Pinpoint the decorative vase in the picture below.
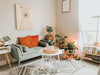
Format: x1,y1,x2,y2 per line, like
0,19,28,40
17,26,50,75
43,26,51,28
5,41,9,46
50,46,54,50
48,46,54,50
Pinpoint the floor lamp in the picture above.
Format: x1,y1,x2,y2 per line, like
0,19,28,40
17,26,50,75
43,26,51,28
92,16,100,46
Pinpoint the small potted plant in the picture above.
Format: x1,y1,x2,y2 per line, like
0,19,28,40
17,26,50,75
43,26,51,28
47,40,55,50
2,36,11,45
65,42,76,54
46,26,53,40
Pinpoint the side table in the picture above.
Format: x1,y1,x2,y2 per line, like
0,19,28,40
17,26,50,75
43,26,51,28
40,49,62,73
0,46,11,68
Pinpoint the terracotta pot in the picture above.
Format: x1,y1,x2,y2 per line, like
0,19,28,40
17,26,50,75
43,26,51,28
64,51,68,55
94,42,99,46
46,34,53,40
60,50,68,59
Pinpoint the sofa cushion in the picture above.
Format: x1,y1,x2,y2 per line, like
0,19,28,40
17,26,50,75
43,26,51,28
18,36,32,48
22,46,43,55
39,40,49,47
28,35,39,47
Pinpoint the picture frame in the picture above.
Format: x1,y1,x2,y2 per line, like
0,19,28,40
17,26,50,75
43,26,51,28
15,4,34,30
62,0,71,13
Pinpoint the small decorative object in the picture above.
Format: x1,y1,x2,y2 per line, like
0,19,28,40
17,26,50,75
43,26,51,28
75,55,81,60
2,36,11,45
46,26,53,40
62,0,71,13
15,4,33,29
94,42,99,46
97,51,100,55
55,35,67,49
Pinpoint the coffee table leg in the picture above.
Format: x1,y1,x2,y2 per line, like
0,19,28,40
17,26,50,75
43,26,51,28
40,55,44,70
50,56,52,63
58,54,62,72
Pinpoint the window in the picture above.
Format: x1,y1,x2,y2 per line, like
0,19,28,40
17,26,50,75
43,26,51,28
79,0,100,45
86,18,100,44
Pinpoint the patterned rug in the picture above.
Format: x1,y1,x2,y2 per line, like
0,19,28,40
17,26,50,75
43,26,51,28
9,59,84,75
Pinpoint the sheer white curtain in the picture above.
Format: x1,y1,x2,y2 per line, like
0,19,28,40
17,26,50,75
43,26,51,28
78,0,100,53
78,0,90,52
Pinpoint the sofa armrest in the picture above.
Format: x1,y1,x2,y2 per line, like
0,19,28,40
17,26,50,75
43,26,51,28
39,40,49,47
12,44,29,52
11,45,21,60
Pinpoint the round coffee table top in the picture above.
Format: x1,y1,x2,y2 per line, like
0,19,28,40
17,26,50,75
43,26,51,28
41,50,62,56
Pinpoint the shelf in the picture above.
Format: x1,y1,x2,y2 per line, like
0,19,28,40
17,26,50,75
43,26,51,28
85,52,93,55
83,57,100,63
93,54,100,56
84,52,100,56
83,45,100,63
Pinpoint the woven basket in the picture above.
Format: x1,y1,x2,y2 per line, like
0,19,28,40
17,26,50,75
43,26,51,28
43,47,59,54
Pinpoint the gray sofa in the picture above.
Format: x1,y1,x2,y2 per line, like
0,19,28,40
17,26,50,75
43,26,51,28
11,40,48,67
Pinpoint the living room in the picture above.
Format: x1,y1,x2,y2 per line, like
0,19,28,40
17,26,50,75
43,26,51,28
0,0,100,75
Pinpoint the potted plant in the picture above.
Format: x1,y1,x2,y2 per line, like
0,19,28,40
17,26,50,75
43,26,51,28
65,42,76,54
55,35,67,49
2,36,11,45
46,26,53,40
47,40,55,50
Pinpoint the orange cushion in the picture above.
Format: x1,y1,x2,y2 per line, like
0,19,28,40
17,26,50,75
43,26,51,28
18,36,32,48
28,35,39,47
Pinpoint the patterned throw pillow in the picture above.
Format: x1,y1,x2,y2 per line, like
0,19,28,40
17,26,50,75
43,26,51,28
28,35,39,47
18,36,32,48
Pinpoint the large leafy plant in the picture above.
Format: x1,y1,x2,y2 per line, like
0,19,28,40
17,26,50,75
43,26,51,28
55,35,67,49
46,26,53,35
65,42,76,50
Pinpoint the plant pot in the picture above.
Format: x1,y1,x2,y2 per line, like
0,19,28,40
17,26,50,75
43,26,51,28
67,50,73,54
48,46,54,50
94,42,99,46
46,34,53,40
5,41,9,46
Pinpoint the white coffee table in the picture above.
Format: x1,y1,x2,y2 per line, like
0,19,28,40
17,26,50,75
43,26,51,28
40,49,62,72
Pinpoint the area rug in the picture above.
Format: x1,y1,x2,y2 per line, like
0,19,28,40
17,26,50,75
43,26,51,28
9,59,84,75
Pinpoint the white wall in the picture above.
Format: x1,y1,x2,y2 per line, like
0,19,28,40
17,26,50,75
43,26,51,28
56,0,79,41
0,0,56,66
0,0,56,43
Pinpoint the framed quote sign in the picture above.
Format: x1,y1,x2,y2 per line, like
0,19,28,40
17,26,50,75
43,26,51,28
62,0,71,13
